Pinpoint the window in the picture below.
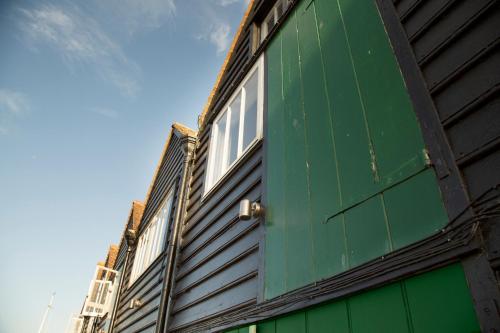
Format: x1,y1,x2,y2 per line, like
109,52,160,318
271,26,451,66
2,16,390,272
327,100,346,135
205,56,264,193
260,0,291,42
82,265,119,316
129,189,174,285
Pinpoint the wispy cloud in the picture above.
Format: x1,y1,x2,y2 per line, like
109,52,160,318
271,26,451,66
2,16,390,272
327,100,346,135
17,4,141,97
209,23,231,55
0,89,30,115
97,0,176,35
217,0,240,6
0,89,30,135
89,106,118,118
217,0,250,7
194,2,233,56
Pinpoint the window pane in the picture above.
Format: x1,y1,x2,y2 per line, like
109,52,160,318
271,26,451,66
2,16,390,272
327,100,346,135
276,1,283,19
211,111,227,185
157,194,172,253
228,93,242,166
242,71,258,150
265,15,274,34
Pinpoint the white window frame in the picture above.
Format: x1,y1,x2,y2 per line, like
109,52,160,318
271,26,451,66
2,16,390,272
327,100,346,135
204,55,265,196
260,0,292,42
82,265,120,317
129,188,174,285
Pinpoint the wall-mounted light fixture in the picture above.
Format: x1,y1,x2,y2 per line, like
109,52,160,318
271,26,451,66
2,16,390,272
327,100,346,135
129,298,143,309
239,199,264,220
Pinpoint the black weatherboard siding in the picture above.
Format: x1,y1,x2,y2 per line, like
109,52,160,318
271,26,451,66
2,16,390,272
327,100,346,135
167,133,263,331
166,2,267,331
376,0,500,330
377,0,500,270
113,130,194,333
386,0,500,203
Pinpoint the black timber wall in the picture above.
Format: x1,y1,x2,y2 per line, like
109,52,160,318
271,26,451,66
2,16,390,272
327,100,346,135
167,131,263,332
381,0,500,263
113,133,186,333
167,2,267,331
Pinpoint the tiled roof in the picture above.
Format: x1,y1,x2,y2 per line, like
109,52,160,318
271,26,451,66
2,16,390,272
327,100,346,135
104,244,119,268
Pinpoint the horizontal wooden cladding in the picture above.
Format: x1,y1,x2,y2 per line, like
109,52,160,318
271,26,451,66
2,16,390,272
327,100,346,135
169,278,258,331
114,262,163,332
394,0,500,202
183,142,262,238
114,133,188,333
169,137,263,330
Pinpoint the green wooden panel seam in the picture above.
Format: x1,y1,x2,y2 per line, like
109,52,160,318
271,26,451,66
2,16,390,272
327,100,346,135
401,281,416,333
311,1,344,207
294,5,319,282
335,0,380,183
325,166,430,224
380,192,395,252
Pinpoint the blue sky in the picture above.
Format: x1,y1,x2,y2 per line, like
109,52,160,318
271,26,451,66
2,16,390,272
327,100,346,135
0,0,247,332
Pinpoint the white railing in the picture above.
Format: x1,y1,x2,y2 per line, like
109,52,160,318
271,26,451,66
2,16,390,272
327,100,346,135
82,265,120,317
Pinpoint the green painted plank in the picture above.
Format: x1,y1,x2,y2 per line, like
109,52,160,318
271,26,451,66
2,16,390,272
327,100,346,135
306,300,349,333
277,312,306,333
238,327,250,333
344,195,391,268
349,283,410,333
265,31,287,299
337,0,426,181
282,11,314,291
315,0,378,208
296,0,346,281
257,321,276,333
404,263,481,333
383,169,448,249
313,214,348,279
235,265,480,333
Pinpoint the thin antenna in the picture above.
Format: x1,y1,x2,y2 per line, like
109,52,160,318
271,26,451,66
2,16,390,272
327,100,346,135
37,292,56,333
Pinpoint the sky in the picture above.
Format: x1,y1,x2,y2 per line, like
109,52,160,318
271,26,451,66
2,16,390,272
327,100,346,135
0,1,248,332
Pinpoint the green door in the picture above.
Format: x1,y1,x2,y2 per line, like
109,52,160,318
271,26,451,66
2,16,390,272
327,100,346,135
265,0,448,298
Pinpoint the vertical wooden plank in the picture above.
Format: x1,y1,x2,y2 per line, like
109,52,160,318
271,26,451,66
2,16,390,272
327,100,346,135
337,0,426,181
383,169,448,249
349,283,410,333
315,0,378,207
296,0,346,281
238,326,250,333
265,31,287,299
306,301,350,333
258,321,276,333
277,312,306,333
404,263,481,333
344,195,391,268
282,11,314,291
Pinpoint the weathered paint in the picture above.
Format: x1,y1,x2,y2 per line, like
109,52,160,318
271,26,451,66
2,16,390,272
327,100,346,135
265,0,448,298
229,263,481,332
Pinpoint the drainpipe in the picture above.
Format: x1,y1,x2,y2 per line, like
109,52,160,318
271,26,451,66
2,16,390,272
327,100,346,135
156,137,196,333
108,230,136,333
